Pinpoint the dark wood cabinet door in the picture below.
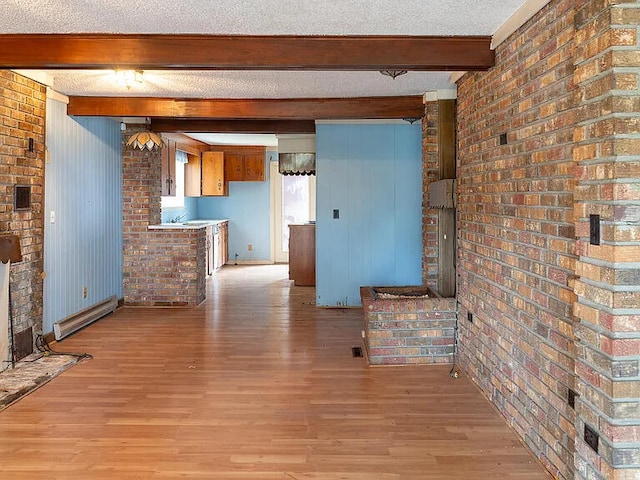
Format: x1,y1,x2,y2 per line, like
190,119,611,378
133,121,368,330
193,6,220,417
244,154,265,181
161,140,177,196
224,153,244,182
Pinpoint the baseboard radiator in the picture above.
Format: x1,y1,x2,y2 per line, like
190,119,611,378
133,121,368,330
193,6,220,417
53,295,118,340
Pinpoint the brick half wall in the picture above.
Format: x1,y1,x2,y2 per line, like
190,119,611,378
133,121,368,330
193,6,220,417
122,127,205,306
361,286,456,365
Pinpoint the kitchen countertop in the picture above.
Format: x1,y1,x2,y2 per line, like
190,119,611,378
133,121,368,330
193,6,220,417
148,219,228,230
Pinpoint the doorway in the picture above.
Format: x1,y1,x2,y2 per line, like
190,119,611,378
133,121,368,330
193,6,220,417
270,161,316,263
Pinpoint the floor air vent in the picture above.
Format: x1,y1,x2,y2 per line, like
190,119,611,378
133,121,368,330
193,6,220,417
352,347,363,358
53,295,118,340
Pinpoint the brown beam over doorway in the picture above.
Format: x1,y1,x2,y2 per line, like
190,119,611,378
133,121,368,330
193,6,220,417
151,119,316,134
68,96,425,120
0,34,494,70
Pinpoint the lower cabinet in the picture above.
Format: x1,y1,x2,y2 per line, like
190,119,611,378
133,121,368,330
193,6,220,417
205,221,229,275
218,221,228,267
205,226,214,275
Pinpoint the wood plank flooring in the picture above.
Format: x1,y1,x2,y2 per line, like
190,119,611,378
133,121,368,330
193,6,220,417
0,265,550,479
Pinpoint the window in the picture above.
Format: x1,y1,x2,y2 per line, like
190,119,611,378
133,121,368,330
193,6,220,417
281,174,316,252
161,150,188,208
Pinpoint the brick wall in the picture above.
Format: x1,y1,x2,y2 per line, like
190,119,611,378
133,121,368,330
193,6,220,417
0,71,45,363
422,103,439,288
122,127,205,306
361,286,456,365
455,1,578,478
573,1,640,478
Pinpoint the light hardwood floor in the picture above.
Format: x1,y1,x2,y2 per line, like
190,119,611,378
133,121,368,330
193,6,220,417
0,265,550,479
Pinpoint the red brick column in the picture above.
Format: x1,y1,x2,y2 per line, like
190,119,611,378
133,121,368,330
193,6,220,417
0,71,45,359
422,101,439,287
572,1,640,478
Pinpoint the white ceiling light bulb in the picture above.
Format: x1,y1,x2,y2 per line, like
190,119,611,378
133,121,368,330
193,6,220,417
115,70,144,89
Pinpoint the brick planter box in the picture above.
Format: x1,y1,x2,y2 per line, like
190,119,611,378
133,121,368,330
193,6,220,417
360,286,457,365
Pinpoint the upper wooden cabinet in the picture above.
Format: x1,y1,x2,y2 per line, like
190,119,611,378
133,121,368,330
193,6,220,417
244,153,266,181
161,139,177,196
214,145,266,182
202,151,228,196
224,153,245,182
156,133,211,197
184,152,202,197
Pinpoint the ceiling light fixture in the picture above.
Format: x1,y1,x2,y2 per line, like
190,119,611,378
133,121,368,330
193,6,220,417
126,131,164,151
380,70,408,80
115,69,144,89
126,118,164,151
403,117,421,124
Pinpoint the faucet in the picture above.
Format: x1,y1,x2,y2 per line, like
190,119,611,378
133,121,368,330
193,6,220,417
170,213,187,223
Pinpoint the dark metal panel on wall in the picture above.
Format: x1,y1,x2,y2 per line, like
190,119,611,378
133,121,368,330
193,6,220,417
438,99,456,298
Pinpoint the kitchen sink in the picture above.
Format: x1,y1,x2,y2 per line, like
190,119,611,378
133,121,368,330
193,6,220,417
182,220,211,225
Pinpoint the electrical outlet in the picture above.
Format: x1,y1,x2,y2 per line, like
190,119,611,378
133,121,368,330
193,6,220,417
50,210,55,224
248,244,253,252
584,424,599,453
82,286,87,298
333,209,340,219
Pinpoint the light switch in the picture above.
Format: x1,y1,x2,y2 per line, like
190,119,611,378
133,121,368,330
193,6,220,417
50,211,55,224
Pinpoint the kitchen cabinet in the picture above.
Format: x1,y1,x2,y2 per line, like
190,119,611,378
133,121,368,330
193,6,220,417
161,139,177,196
227,152,265,181
224,153,244,182
218,221,228,267
205,225,214,275
184,152,201,197
289,223,315,286
201,151,227,196
244,153,265,181
216,146,266,182
203,221,229,274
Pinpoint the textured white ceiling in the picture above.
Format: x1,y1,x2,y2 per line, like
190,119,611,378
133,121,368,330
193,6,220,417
7,0,528,99
188,133,278,147
45,70,455,98
5,0,525,35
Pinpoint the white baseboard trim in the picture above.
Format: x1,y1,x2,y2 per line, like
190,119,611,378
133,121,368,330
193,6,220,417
227,260,274,266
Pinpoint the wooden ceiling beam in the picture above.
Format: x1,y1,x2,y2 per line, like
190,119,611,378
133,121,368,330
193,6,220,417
68,96,425,120
0,34,494,70
151,119,316,134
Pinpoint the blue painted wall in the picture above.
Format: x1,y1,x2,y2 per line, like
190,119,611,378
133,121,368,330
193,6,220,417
315,123,422,307
197,150,273,261
161,197,199,224
43,98,123,334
